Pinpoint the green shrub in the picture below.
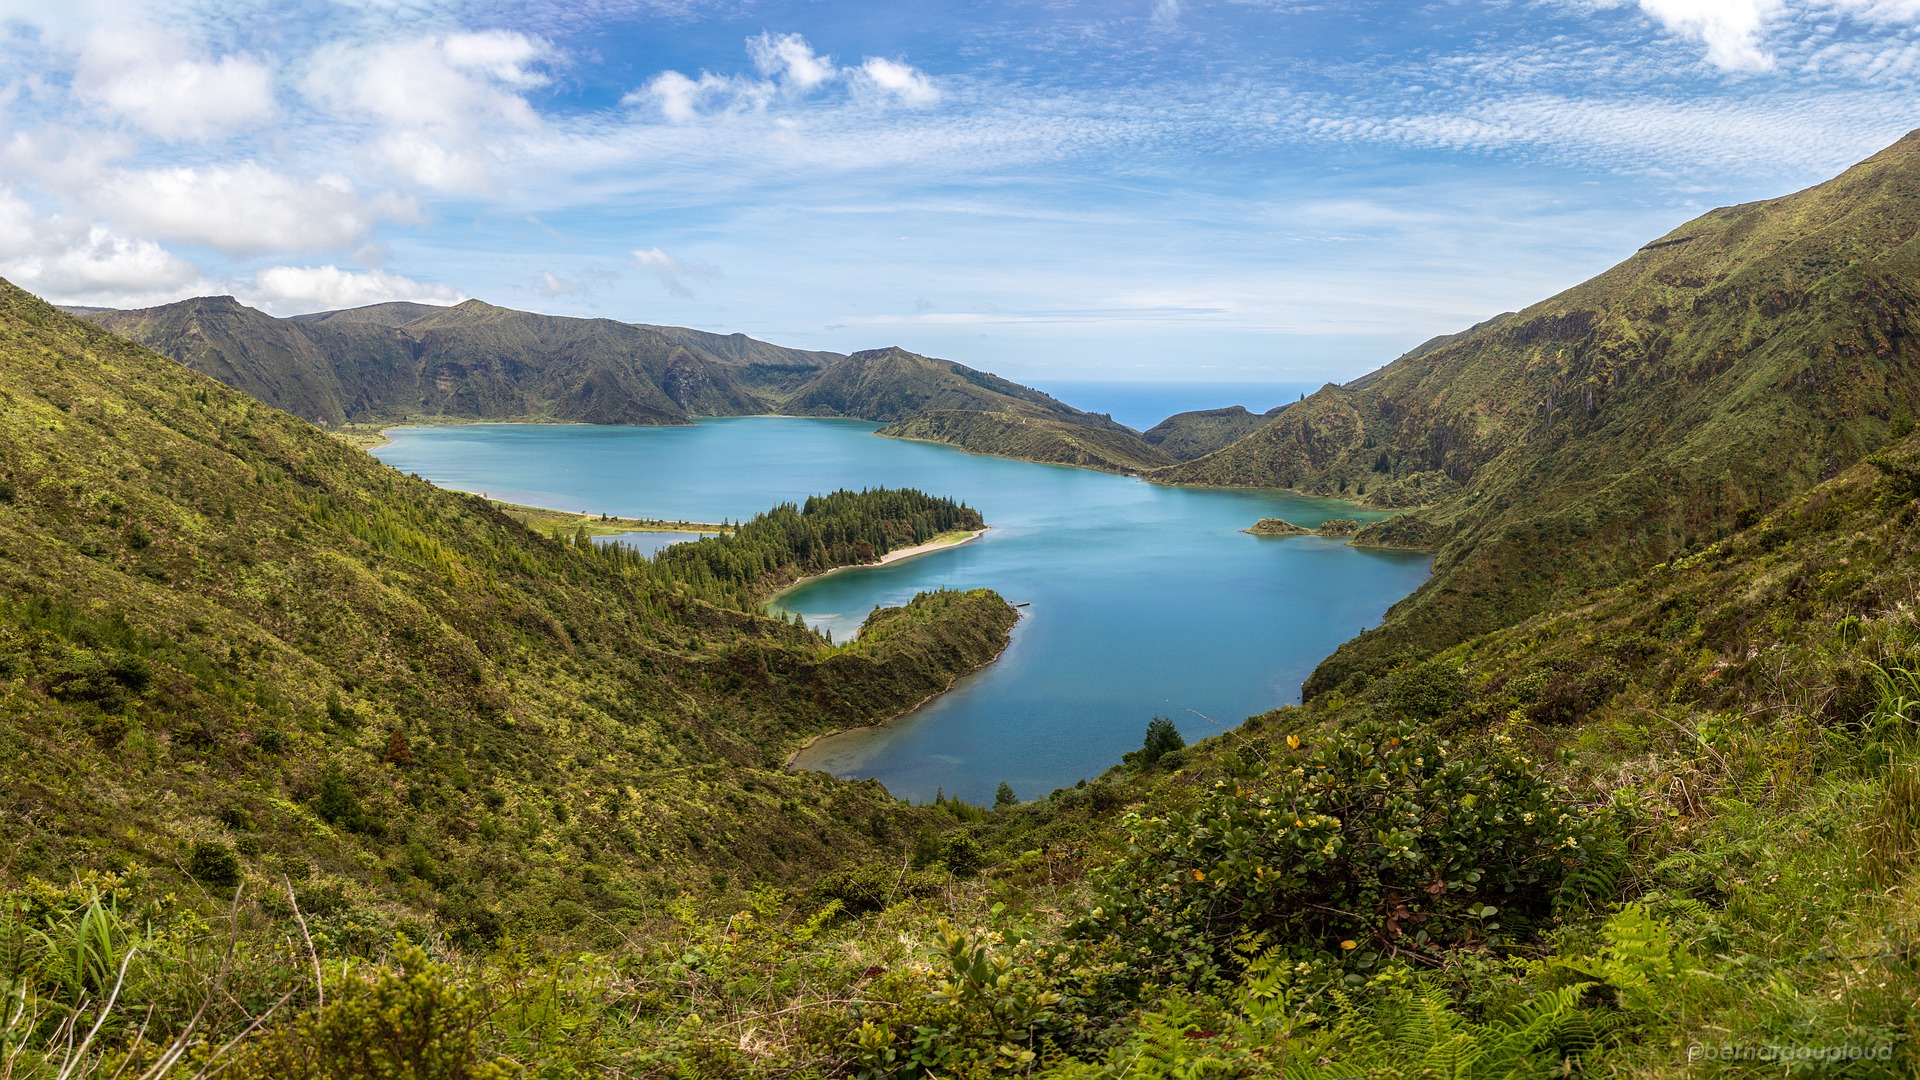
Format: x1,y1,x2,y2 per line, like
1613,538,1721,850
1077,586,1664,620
316,765,365,831
942,834,984,876
188,840,241,888
1382,657,1467,720
1079,721,1592,987
222,938,514,1079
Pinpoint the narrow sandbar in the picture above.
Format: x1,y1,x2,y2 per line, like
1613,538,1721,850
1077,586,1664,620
770,527,987,605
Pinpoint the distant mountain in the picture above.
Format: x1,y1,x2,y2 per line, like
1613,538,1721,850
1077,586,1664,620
1141,404,1282,461
1161,129,1920,694
880,409,1177,472
79,297,1169,469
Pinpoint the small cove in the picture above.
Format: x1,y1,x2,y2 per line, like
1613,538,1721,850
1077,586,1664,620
374,418,1431,804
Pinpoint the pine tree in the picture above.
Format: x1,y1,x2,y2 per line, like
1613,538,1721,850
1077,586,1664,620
1141,716,1185,766
994,781,1017,808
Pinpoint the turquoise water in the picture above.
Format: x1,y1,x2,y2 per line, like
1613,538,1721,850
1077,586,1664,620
591,530,711,556
373,418,1429,804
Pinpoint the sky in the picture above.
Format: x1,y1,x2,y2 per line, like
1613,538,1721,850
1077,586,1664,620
0,1,1916,383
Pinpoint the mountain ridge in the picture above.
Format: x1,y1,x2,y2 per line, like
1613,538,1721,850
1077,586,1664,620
1158,127,1920,694
79,297,1174,469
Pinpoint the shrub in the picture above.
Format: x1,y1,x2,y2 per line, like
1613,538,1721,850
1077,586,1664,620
316,766,364,831
1382,657,1467,720
942,834,984,876
188,840,241,888
1079,721,1593,987
221,938,514,1079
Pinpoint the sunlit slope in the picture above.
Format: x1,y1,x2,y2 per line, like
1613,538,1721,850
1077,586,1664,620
0,282,1015,930
879,408,1177,472
1141,403,1281,461
1162,129,1920,693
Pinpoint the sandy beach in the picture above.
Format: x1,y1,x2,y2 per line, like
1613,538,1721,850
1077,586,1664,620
767,527,988,609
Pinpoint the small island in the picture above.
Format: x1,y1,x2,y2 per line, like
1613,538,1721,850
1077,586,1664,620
1245,517,1312,536
1244,516,1364,538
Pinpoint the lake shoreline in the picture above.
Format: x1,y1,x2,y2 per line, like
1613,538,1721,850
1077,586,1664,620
494,500,728,537
373,419,1434,803
768,527,988,607
784,606,1020,775
354,418,1435,539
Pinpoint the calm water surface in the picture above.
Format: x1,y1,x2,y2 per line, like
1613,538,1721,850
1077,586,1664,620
374,418,1429,804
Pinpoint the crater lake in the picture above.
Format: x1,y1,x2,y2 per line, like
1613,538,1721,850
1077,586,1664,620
373,418,1430,804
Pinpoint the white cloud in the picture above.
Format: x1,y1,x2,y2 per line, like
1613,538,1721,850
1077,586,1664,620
0,188,207,306
627,34,937,121
632,70,757,123
71,26,277,140
857,58,940,106
247,265,464,314
0,205,208,305
93,163,418,254
1636,0,1784,71
631,246,712,299
1825,0,1920,21
748,32,836,91
1152,0,1184,28
302,30,555,190
537,271,582,296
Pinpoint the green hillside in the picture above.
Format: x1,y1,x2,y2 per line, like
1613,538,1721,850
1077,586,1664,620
1140,403,1280,460
1161,130,1920,694
879,408,1177,472
79,302,1161,469
15,133,1920,1080
0,281,1018,942
13,389,1917,1076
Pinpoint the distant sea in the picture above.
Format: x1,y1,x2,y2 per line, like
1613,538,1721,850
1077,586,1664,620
1025,380,1331,432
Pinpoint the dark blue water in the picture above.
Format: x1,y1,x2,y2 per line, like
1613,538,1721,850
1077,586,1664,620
373,419,1429,804
1026,380,1324,431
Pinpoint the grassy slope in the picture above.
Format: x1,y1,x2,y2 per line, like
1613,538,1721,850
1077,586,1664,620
1140,404,1280,461
15,210,1920,1074
0,281,1018,938
82,304,1169,473
19,429,1915,1078
1161,130,1920,695
878,408,1177,473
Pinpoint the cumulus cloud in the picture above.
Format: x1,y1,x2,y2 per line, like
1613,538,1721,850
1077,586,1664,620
633,70,756,123
93,163,418,255
631,247,712,299
748,32,836,90
0,193,207,305
858,58,940,105
1636,0,1784,71
71,27,277,140
247,265,464,314
628,33,938,120
302,30,555,190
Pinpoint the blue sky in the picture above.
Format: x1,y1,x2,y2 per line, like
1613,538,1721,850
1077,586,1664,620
0,0,1916,382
